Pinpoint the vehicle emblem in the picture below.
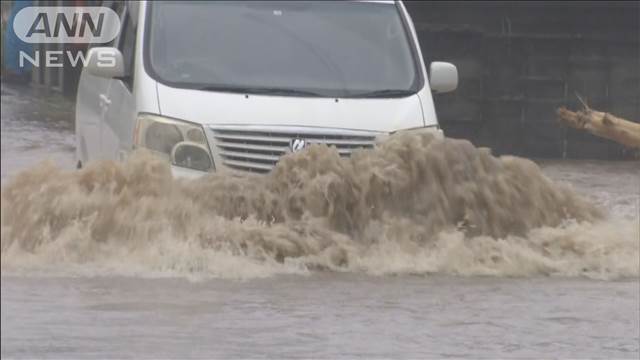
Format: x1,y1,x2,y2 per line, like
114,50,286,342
289,138,308,153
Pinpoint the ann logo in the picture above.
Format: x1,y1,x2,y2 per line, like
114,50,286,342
26,12,104,38
14,7,120,44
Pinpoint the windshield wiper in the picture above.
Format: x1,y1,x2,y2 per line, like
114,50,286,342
344,89,415,98
196,85,323,97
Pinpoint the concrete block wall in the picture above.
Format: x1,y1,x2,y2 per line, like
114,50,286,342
405,1,640,159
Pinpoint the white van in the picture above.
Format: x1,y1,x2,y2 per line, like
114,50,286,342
76,0,457,177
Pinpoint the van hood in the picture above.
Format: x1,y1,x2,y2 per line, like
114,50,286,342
156,83,427,132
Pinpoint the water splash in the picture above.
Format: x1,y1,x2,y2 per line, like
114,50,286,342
1,132,637,279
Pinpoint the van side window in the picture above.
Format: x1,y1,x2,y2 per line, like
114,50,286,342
119,7,137,90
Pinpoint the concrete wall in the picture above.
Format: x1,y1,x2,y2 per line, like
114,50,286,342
405,1,639,159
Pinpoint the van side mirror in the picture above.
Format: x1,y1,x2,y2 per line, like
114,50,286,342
85,47,125,79
429,62,458,93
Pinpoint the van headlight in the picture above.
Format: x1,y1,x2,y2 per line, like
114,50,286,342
390,125,443,138
134,114,214,172
376,125,443,145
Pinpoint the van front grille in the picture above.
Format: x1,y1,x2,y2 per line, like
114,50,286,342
209,126,378,173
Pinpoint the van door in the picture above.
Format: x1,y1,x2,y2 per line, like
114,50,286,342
101,2,138,161
75,1,125,163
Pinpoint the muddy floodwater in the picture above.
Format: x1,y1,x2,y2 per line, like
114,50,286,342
1,83,639,359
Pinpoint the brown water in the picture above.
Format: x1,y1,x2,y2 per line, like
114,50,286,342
3,132,637,280
1,83,639,358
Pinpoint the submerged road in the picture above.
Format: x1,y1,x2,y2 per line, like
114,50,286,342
1,83,639,359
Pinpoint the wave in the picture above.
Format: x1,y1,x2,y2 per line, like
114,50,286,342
2,132,637,279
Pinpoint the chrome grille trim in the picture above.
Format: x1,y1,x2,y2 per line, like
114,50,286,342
217,150,281,162
209,125,379,173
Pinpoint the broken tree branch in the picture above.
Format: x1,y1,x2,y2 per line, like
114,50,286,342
556,107,640,149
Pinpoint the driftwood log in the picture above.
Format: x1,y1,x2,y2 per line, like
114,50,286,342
557,107,640,149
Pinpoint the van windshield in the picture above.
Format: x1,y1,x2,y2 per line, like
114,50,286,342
146,1,421,98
